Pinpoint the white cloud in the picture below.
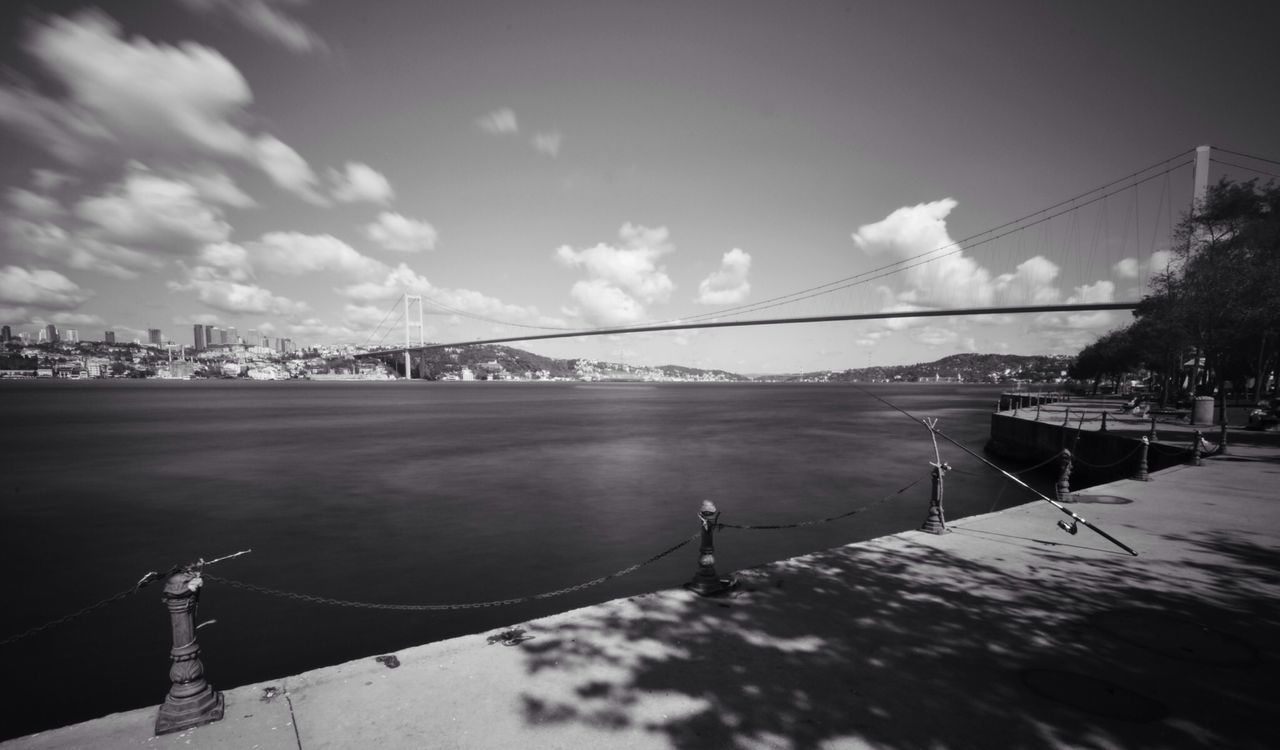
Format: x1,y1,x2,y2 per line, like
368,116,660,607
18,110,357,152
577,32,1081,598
46,311,106,327
0,11,324,201
178,167,257,208
531,131,562,157
991,256,1061,305
696,248,751,305
337,263,550,329
3,217,160,279
1113,258,1140,279
177,0,327,54
555,223,676,325
251,232,388,279
250,135,326,204
168,275,307,316
364,211,438,253
6,188,64,218
196,242,253,281
329,162,395,204
0,266,92,309
75,164,232,250
911,326,960,348
32,168,75,193
854,199,1061,310
476,108,518,135
287,317,353,340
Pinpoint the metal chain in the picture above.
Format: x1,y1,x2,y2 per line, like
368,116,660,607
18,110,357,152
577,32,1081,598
1072,444,1143,469
718,474,927,530
1,571,163,646
1008,452,1064,476
206,533,700,612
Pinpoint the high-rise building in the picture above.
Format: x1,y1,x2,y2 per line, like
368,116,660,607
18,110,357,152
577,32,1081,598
203,325,214,349
228,327,238,345
65,329,79,343
148,328,162,346
218,328,228,345
1,325,10,342
104,330,116,344
193,324,206,351
45,323,58,343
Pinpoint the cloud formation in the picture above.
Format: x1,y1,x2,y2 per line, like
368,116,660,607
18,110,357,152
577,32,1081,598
364,212,438,253
0,11,325,202
329,162,395,204
0,265,92,309
177,0,328,54
696,248,752,305
854,199,1064,309
476,108,519,135
531,131,562,157
556,224,676,326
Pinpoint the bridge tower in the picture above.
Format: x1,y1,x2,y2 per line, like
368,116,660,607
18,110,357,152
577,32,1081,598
1193,144,1211,208
403,293,424,379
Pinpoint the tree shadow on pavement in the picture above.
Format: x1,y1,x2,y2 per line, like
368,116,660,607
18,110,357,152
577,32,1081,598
512,532,1278,750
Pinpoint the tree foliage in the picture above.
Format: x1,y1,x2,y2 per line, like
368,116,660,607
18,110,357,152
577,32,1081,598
1073,178,1280,401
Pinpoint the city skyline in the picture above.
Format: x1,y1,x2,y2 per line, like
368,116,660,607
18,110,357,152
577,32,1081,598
1,1,1278,372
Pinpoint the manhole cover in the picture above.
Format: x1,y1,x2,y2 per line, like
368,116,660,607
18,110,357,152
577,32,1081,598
1020,668,1167,722
1089,609,1258,667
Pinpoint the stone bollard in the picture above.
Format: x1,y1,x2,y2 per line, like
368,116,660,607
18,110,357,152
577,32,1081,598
1101,412,1108,432
156,568,224,735
1217,422,1228,456
1133,436,1150,481
1148,414,1158,441
1190,430,1204,467
920,463,950,534
684,500,737,597
1056,449,1073,503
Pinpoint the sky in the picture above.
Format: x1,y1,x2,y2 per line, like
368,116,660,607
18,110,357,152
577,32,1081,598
0,0,1277,373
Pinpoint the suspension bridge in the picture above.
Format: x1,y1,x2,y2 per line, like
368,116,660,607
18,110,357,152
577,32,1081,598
350,144,1275,375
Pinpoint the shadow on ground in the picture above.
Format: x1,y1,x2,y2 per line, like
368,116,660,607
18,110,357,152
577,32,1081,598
510,527,1278,749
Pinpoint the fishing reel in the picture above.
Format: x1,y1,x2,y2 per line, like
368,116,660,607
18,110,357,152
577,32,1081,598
1057,519,1079,535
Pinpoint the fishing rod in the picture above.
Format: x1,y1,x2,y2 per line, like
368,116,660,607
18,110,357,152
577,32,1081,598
853,385,1138,556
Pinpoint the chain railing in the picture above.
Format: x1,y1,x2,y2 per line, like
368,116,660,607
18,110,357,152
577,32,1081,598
0,571,165,646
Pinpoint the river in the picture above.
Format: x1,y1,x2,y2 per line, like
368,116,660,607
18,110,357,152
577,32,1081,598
0,380,1047,739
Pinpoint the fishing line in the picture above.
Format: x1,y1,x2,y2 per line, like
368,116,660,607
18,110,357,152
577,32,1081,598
849,385,1138,556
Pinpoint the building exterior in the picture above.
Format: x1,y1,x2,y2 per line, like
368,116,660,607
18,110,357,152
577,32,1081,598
203,325,214,349
147,328,162,346
218,328,228,345
104,330,116,344
193,324,206,351
228,327,238,345
45,324,58,343
1,325,10,342
65,329,79,343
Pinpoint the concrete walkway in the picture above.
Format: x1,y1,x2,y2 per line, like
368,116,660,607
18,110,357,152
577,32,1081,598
7,448,1278,749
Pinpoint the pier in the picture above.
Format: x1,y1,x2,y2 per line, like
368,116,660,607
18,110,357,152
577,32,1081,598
6,429,1277,749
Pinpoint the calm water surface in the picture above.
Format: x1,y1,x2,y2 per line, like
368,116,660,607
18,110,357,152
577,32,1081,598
0,380,1045,738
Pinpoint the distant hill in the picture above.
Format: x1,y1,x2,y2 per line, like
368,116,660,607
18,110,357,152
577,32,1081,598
390,345,1067,384
413,344,747,381
763,353,1073,384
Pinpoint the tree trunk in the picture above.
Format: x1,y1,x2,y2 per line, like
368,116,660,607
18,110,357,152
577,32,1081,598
1256,334,1269,402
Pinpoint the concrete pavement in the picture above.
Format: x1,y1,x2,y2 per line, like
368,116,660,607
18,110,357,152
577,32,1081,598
6,447,1278,749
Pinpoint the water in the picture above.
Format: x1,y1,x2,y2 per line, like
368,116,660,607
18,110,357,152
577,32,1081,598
0,380,1045,739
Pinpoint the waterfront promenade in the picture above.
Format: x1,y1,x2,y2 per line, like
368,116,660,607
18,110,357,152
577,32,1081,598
6,438,1278,749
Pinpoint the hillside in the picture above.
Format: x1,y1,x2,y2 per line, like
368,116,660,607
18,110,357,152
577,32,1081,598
765,353,1073,384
